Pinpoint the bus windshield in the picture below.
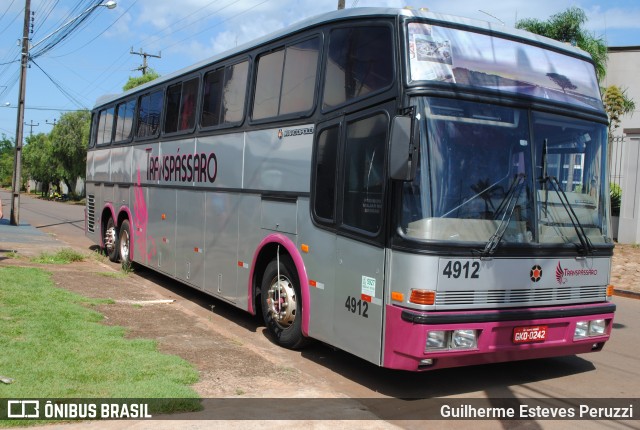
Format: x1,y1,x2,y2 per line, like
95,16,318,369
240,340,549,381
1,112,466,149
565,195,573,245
400,97,610,249
407,22,602,112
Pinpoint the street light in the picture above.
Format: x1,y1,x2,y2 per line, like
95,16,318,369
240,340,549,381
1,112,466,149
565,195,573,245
10,1,117,226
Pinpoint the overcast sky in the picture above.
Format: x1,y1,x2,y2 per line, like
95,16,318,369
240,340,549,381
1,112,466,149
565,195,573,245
0,0,638,139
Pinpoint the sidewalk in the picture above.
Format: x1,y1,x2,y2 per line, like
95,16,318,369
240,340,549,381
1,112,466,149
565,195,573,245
0,218,70,256
1,218,638,297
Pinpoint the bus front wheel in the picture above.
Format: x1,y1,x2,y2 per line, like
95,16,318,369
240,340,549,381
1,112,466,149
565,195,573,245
104,218,120,262
260,255,307,349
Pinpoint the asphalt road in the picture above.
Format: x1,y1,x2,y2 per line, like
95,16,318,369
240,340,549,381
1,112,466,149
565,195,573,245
3,190,639,428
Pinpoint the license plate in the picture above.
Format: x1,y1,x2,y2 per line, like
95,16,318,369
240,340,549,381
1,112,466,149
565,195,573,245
513,325,548,344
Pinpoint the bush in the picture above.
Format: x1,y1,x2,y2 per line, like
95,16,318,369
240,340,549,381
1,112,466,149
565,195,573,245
611,183,622,216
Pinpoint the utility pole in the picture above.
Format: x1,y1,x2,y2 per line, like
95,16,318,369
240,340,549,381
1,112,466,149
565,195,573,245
46,118,57,126
24,120,39,137
11,0,31,226
130,47,161,75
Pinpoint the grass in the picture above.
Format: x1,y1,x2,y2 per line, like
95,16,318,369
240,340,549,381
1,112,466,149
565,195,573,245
96,271,128,279
0,266,200,425
31,248,85,264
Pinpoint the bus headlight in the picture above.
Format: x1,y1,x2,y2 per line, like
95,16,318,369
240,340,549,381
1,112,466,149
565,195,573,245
426,331,448,350
588,319,605,336
426,329,478,352
574,321,589,338
451,330,477,349
574,319,607,339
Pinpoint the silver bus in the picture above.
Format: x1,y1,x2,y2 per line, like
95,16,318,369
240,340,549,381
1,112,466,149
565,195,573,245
86,7,615,371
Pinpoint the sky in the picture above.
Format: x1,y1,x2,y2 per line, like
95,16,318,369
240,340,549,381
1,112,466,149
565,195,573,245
0,0,638,140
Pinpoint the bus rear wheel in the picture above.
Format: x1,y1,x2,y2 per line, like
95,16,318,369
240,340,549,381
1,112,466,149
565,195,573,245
260,255,307,349
104,217,120,262
118,219,131,265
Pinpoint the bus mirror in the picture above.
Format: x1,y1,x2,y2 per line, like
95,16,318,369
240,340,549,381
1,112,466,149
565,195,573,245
389,114,418,181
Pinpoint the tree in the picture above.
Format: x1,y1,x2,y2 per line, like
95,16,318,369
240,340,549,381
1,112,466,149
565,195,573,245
49,110,91,197
603,85,636,136
23,132,57,196
516,7,608,83
123,68,160,91
0,134,14,188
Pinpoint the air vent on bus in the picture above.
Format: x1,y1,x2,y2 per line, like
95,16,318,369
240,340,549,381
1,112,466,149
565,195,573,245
87,194,96,233
436,285,606,307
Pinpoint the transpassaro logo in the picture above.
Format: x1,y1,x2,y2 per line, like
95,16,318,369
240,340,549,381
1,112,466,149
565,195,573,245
530,265,543,282
556,262,565,284
555,261,598,285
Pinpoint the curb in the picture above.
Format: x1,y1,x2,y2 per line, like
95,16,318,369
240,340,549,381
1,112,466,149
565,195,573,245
613,289,640,300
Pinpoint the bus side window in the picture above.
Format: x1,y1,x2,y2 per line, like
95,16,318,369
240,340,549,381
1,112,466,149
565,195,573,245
201,60,249,128
313,125,340,222
342,113,388,234
323,26,393,110
164,77,199,134
96,107,115,146
114,99,136,143
252,37,320,121
137,90,163,138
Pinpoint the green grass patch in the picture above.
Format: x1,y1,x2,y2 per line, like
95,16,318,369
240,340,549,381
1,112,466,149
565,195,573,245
31,248,85,264
0,266,200,425
96,271,128,279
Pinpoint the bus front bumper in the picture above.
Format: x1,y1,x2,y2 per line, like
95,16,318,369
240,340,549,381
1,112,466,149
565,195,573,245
383,302,615,371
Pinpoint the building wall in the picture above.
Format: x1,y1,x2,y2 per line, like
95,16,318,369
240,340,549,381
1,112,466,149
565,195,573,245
605,47,640,243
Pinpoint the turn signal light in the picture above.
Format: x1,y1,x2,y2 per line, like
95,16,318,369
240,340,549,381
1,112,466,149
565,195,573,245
607,285,614,297
410,289,435,305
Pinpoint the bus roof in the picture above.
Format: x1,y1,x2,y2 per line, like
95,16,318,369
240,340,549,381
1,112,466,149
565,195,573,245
94,7,593,108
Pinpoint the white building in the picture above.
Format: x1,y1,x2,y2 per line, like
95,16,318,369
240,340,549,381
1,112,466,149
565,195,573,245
604,46,640,243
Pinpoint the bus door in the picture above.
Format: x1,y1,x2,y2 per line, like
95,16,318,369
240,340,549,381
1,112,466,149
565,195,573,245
332,109,390,366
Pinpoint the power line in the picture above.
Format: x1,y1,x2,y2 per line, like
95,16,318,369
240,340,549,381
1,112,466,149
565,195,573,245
31,59,87,109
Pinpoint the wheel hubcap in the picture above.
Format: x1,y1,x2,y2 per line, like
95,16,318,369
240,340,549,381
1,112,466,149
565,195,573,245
104,226,116,253
266,275,297,329
120,231,129,262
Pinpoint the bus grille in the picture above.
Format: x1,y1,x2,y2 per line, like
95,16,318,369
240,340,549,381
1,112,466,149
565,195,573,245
87,195,95,233
436,285,607,307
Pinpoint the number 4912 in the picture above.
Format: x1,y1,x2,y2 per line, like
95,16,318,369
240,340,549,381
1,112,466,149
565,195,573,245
442,260,480,279
345,296,368,318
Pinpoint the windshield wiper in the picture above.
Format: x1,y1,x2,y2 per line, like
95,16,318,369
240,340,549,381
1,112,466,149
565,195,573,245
482,173,526,256
540,175,594,255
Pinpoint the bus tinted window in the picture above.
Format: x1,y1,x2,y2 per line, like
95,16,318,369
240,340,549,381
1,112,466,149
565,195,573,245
164,77,199,133
136,90,163,138
201,60,249,127
253,49,285,120
280,38,320,115
114,99,136,143
323,26,393,109
253,37,320,120
314,125,339,221
342,113,387,233
97,107,115,145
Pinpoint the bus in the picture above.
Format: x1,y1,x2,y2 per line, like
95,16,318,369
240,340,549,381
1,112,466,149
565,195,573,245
86,7,616,371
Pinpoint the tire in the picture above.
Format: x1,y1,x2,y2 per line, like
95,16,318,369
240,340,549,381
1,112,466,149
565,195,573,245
104,217,120,262
260,255,307,349
118,219,131,265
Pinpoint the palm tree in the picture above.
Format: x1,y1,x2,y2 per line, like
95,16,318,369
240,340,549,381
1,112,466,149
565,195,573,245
516,7,607,82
